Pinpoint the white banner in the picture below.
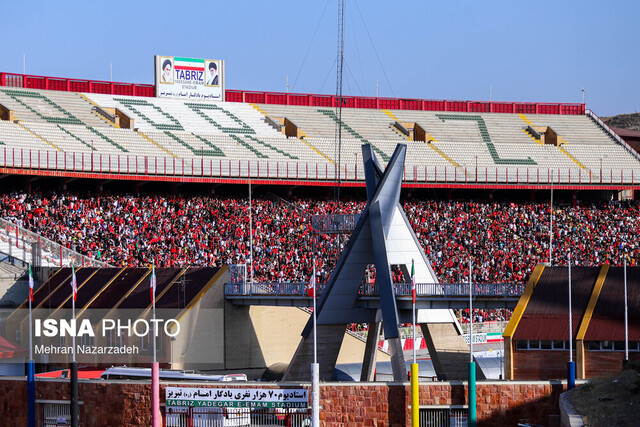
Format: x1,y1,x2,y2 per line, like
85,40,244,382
155,56,225,100
463,333,487,344
166,387,308,408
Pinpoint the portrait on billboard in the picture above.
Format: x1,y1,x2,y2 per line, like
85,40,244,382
159,57,174,84
205,60,219,86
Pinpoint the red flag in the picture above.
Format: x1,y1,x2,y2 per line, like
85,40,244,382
307,273,316,298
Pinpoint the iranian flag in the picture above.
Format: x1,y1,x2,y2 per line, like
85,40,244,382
411,259,416,304
28,265,34,302
174,57,205,72
70,265,77,302
307,273,315,298
150,265,157,303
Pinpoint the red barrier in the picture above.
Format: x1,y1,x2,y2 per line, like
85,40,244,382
0,71,585,115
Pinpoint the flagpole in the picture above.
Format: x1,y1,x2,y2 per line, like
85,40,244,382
410,259,419,427
70,265,78,427
28,265,35,427
567,253,575,390
151,265,160,427
29,267,32,361
249,179,253,285
153,266,157,364
624,258,628,361
469,259,473,362
468,258,476,427
313,262,317,365
72,271,76,364
412,259,416,364
311,236,319,427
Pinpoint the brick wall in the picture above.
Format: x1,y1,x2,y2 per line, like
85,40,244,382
0,378,566,426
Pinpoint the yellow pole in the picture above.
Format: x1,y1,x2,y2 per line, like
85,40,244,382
411,363,419,426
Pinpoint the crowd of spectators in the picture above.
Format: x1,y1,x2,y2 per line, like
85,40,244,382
458,308,511,324
2,191,639,292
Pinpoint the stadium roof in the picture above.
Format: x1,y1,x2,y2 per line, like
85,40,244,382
513,267,599,341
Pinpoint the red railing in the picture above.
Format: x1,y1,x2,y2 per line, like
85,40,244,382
0,72,155,97
0,71,585,115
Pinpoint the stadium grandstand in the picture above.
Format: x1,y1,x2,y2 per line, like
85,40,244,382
0,71,639,380
0,64,637,426
0,72,638,188
1,71,640,333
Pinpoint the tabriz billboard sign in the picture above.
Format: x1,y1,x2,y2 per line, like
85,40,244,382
155,55,225,101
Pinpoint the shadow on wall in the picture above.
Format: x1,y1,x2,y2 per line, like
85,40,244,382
477,381,564,427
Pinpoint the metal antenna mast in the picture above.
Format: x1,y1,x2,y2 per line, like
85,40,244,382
334,0,345,203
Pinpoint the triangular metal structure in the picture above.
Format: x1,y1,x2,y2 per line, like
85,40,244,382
284,143,440,381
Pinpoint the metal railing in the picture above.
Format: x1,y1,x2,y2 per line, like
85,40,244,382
361,282,525,298
1,147,640,185
225,282,524,298
0,218,110,268
225,282,327,297
587,109,640,162
459,321,510,334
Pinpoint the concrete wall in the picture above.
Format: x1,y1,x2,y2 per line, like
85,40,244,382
170,269,227,371
224,302,389,371
0,378,568,426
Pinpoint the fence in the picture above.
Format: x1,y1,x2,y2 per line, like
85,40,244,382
419,407,468,426
42,402,72,427
225,282,524,298
0,218,109,268
225,282,327,297
1,147,639,186
360,282,525,298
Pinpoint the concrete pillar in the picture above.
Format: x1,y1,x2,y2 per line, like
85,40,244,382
283,324,346,381
361,321,382,381
388,337,408,382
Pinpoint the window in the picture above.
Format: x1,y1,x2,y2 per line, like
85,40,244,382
587,341,600,350
587,341,640,351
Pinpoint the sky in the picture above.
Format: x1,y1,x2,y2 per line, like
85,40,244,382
2,0,639,116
